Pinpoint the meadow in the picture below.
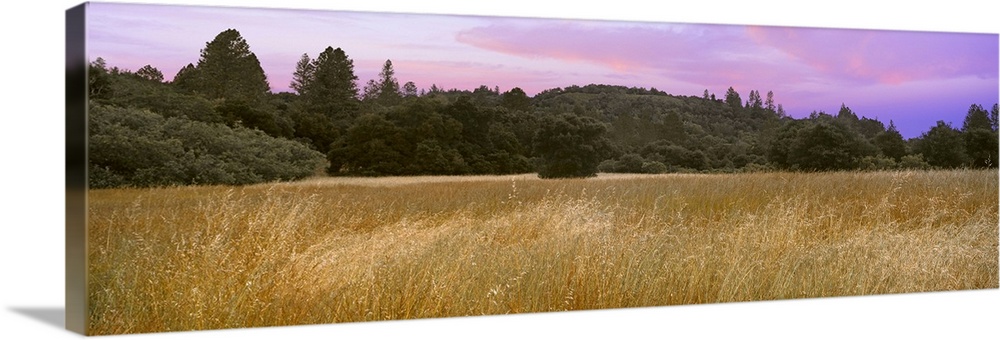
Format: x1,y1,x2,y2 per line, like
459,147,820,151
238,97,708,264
87,170,998,334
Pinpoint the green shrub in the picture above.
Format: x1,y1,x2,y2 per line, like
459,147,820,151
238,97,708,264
89,104,326,188
859,155,898,171
641,161,668,174
898,154,931,170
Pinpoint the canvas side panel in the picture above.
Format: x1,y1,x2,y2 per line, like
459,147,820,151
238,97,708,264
65,2,88,336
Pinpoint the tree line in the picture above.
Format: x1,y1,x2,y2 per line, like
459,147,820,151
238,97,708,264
88,28,999,188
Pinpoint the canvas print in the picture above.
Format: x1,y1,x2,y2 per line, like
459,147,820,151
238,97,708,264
67,1,999,335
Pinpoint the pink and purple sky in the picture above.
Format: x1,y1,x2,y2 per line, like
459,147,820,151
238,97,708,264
85,2,998,138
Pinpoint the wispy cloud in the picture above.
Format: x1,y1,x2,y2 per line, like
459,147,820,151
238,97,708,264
455,22,800,91
455,21,997,94
747,26,998,85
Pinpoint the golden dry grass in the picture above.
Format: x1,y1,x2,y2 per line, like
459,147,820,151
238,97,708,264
87,170,999,335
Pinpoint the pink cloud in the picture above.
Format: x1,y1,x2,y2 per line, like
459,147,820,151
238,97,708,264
454,22,819,95
746,25,998,86
456,22,997,98
456,22,668,72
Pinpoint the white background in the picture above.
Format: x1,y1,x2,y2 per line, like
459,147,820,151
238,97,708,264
1,0,997,339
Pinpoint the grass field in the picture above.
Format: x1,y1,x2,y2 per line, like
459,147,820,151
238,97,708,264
86,170,999,334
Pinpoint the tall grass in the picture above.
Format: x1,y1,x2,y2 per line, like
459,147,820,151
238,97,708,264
87,170,999,334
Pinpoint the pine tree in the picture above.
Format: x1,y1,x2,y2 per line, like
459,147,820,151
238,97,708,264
836,103,858,122
961,104,999,168
962,104,991,132
289,47,360,146
306,47,360,118
290,53,314,95
192,29,270,102
746,90,762,110
724,87,742,112
376,59,401,104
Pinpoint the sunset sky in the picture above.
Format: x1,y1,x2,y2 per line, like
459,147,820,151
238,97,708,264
85,2,998,138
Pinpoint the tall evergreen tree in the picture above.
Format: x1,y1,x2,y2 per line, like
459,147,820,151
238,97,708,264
746,90,763,110
305,47,360,119
286,47,360,155
371,59,401,105
290,53,314,95
961,104,999,168
724,87,742,112
836,103,858,122
962,104,991,132
192,29,270,102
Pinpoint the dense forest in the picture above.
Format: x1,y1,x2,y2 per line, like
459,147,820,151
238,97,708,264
87,29,999,188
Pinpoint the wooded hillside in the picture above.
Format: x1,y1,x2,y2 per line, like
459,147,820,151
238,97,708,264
87,29,999,188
